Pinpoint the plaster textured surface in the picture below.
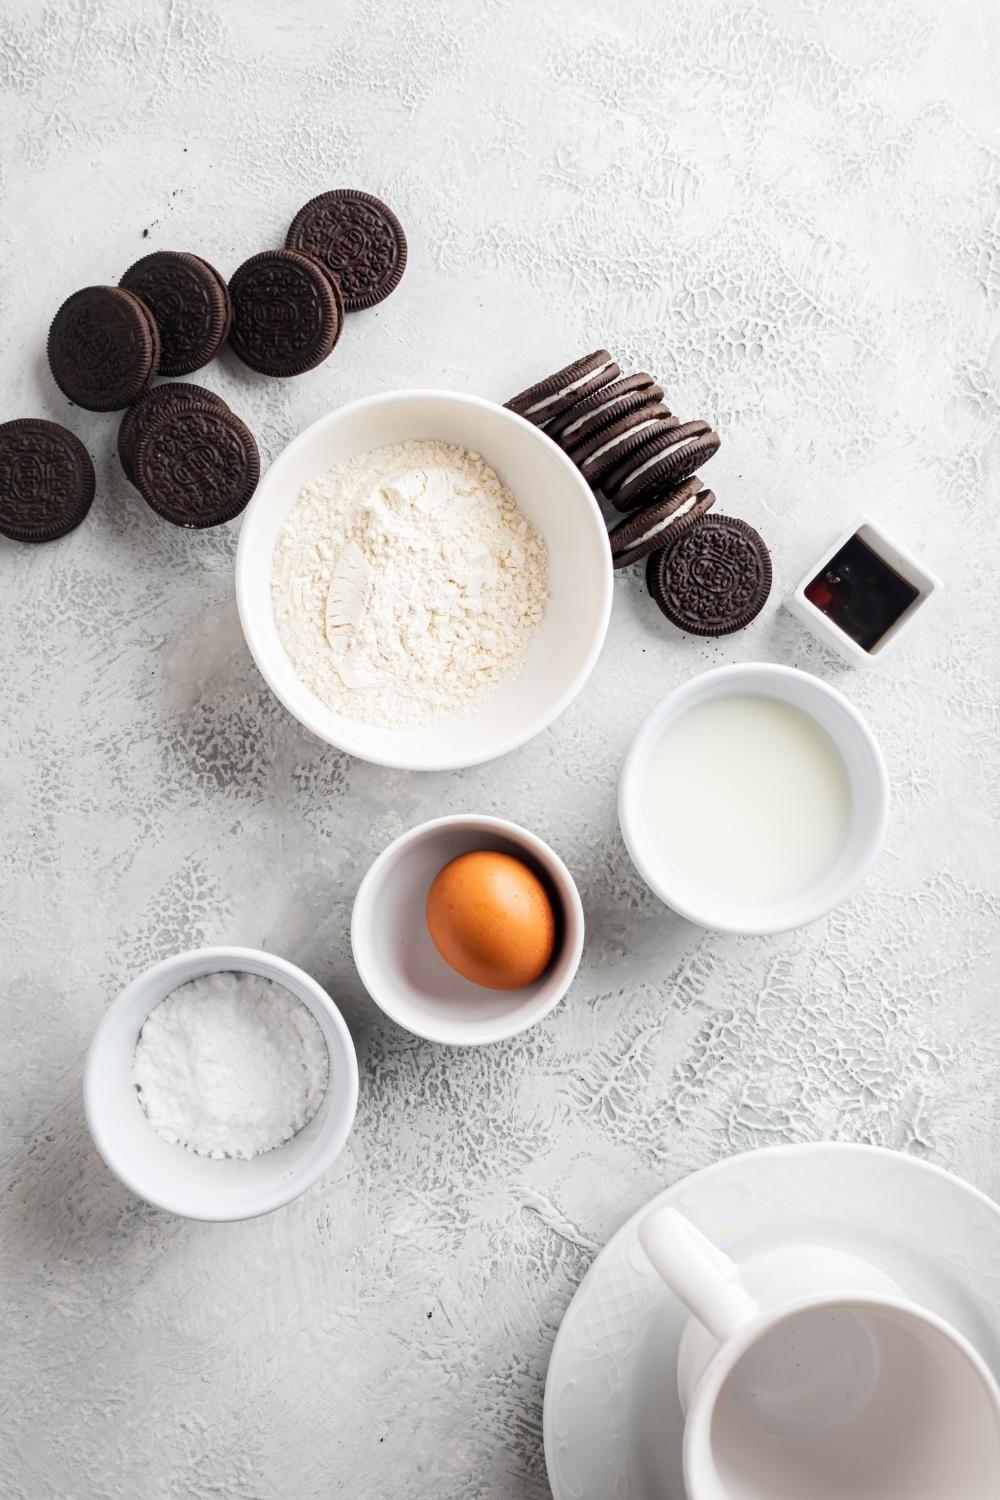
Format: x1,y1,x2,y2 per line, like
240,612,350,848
1,2,998,1496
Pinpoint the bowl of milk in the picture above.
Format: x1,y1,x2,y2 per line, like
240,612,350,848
619,664,889,934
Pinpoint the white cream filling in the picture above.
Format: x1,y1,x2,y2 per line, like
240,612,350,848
560,387,632,438
619,426,703,490
524,359,616,416
630,493,698,547
582,418,661,468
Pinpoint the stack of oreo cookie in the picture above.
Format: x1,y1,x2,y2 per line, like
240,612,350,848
1,189,408,543
506,351,771,637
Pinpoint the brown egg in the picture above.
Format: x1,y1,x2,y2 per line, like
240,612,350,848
426,849,557,991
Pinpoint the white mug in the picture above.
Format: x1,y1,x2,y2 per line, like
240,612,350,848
639,1205,1000,1500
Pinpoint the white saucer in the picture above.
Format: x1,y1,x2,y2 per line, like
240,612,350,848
543,1143,1000,1500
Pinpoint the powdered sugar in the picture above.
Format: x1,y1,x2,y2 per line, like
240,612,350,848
271,440,548,728
132,971,329,1160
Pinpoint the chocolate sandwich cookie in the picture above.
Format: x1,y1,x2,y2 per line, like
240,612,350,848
120,251,232,377
134,400,260,528
48,285,160,411
608,478,715,569
646,514,772,635
228,249,344,377
569,404,676,490
505,350,620,427
547,372,664,449
286,189,407,311
118,381,230,482
0,419,95,543
605,418,721,510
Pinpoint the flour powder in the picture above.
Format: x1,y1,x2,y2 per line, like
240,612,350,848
271,440,548,729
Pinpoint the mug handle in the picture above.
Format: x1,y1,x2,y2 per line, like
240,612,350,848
639,1206,758,1342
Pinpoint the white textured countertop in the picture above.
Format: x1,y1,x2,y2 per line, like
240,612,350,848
2,2,998,1496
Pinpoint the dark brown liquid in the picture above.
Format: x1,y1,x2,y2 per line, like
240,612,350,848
804,534,919,652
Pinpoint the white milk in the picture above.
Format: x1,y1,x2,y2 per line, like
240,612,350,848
644,695,851,903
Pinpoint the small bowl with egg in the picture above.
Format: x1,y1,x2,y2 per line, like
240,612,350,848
234,389,613,771
619,663,889,936
84,945,359,1221
351,815,585,1045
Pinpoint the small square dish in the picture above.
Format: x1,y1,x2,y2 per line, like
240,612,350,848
786,517,941,665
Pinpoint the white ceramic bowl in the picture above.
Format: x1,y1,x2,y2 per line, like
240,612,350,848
235,390,613,771
619,663,889,935
351,815,585,1045
84,946,359,1221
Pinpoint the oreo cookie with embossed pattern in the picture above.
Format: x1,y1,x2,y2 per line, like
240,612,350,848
645,515,772,636
48,285,160,411
120,251,232,377
608,478,715,570
228,249,344,376
117,381,230,483
0,419,95,542
286,189,407,312
134,400,260,528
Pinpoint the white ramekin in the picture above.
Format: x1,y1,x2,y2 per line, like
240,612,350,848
235,390,613,771
84,946,359,1221
351,815,585,1045
786,515,942,665
619,663,889,935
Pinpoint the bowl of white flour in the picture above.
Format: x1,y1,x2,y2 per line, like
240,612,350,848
84,947,358,1221
235,390,613,769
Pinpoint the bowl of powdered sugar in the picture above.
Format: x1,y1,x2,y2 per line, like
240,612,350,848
236,390,613,769
84,947,358,1220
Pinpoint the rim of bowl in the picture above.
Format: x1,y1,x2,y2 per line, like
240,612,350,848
83,946,359,1221
234,389,614,772
351,814,585,1045
618,663,890,936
